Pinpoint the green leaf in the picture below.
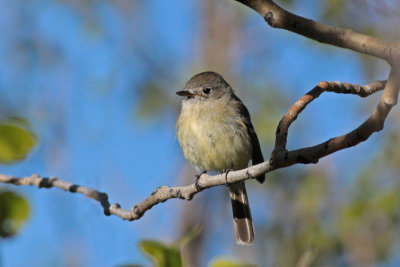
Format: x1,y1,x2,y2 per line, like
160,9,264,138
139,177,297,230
0,191,30,238
139,240,182,267
210,257,257,267
0,123,36,164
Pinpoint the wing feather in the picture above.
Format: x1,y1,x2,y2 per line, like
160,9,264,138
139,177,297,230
231,94,265,183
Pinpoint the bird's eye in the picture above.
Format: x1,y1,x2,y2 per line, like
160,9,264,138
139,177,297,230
203,87,212,94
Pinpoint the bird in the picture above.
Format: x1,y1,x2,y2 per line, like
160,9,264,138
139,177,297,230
175,71,265,245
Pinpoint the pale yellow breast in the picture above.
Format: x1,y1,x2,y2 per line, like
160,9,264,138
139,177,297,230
176,99,252,172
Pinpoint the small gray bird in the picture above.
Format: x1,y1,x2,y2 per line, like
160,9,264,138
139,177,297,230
176,71,265,245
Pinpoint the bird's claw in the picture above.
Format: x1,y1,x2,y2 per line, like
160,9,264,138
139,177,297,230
222,168,233,186
195,171,206,191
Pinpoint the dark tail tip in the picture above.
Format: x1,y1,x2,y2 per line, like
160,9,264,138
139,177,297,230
232,200,254,245
229,182,254,245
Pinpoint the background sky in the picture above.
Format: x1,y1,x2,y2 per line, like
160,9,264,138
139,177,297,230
0,0,399,266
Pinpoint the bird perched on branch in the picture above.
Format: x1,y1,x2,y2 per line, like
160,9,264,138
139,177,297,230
176,71,265,245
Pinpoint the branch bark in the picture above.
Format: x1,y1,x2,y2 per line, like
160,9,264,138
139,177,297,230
273,80,387,153
234,0,400,63
271,69,399,167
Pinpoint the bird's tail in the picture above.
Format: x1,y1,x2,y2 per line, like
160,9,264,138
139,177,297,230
228,181,254,245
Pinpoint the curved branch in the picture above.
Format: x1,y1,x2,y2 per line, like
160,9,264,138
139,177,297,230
0,173,131,220
1,75,396,221
272,67,400,167
0,160,273,221
234,0,399,63
272,80,387,155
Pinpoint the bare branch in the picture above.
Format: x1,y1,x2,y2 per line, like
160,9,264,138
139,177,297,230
234,0,400,62
0,160,273,221
0,173,131,220
1,75,396,222
272,80,387,155
271,68,400,167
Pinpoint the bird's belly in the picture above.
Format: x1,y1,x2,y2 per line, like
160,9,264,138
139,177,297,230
178,116,252,172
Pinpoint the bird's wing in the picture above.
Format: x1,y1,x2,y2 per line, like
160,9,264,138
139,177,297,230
232,94,265,184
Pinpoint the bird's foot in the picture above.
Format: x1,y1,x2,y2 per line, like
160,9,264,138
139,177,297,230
222,168,233,186
195,171,206,191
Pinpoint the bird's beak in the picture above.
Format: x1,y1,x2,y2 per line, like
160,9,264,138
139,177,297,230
176,90,195,97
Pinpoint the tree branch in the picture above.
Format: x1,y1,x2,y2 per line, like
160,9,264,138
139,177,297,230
234,0,400,63
0,161,273,221
273,80,387,153
0,76,394,221
271,68,399,167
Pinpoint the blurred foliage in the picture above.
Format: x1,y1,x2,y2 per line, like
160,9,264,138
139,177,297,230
262,141,400,266
173,224,202,248
210,258,257,267
321,0,347,22
135,81,176,122
0,191,30,238
135,225,201,267
250,84,290,146
134,239,256,267
129,226,256,267
0,117,33,239
139,240,183,267
0,118,36,164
